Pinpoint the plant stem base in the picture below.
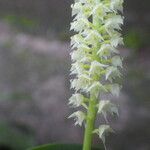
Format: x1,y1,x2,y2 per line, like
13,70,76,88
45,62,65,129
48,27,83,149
83,99,97,150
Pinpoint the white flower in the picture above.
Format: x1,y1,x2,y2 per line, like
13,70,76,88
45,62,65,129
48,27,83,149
110,0,124,12
112,55,123,67
97,100,119,120
110,33,124,47
105,66,121,81
93,125,114,144
87,81,107,98
106,84,121,97
105,15,123,31
89,61,108,76
91,3,111,19
69,111,86,126
69,93,84,107
71,17,91,32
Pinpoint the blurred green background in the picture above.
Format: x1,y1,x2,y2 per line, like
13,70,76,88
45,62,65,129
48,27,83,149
0,0,149,150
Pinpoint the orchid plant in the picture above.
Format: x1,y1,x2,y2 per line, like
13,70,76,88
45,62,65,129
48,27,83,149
69,0,124,150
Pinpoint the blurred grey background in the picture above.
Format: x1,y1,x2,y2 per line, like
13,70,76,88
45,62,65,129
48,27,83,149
0,0,149,150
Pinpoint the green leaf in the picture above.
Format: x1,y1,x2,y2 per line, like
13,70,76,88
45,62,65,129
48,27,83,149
28,143,102,150
0,122,35,150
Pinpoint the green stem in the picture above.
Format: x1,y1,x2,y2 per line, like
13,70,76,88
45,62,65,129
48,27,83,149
83,1,100,150
83,98,98,150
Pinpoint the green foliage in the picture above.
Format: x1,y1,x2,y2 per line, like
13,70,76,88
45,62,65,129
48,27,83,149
124,29,143,49
0,92,32,101
2,14,39,33
28,144,102,150
124,29,150,51
0,122,35,150
125,67,150,104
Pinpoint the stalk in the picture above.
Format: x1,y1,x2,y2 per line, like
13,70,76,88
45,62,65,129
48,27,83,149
83,4,100,149
83,98,97,150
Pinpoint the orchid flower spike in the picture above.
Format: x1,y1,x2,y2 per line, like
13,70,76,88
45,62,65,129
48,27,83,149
69,0,124,149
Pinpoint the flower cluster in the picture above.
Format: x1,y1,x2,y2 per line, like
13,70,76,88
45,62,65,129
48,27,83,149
69,0,124,146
